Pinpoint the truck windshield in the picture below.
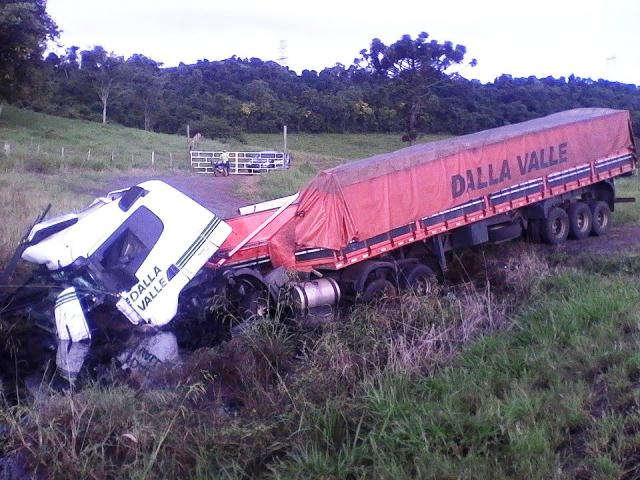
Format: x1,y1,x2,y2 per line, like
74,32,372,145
91,206,164,292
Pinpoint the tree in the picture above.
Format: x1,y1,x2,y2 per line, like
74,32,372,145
0,0,58,107
358,32,476,143
121,54,164,130
80,46,123,124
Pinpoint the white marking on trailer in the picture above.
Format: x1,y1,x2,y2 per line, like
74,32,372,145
350,258,357,264
490,179,543,200
422,198,485,224
547,165,591,182
336,263,344,268
295,248,324,257
595,154,633,167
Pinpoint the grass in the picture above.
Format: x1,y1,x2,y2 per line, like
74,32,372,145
5,241,640,479
243,132,448,160
0,171,101,269
0,105,231,171
243,133,450,202
614,174,640,224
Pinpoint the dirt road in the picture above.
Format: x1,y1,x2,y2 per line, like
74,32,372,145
103,173,251,218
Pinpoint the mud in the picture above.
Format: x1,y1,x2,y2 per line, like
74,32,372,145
548,224,640,256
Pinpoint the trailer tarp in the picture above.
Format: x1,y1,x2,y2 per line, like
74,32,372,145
270,108,635,266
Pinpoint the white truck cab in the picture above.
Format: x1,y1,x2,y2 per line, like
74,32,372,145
22,180,232,341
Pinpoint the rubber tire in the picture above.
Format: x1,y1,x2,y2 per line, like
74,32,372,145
590,201,611,236
401,264,436,295
526,219,543,243
361,278,397,303
567,202,592,240
542,207,570,245
488,222,523,243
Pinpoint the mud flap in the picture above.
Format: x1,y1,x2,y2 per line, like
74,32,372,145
54,287,91,341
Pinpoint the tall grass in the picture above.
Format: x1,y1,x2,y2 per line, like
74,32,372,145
0,246,553,479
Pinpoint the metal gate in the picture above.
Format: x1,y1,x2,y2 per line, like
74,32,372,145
190,151,291,175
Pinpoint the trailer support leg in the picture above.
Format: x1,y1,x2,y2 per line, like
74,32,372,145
432,235,447,273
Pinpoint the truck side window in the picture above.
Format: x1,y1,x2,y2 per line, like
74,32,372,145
93,207,164,292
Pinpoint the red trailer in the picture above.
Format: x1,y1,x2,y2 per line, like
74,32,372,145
208,108,635,310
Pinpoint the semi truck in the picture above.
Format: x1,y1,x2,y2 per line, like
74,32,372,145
15,108,637,342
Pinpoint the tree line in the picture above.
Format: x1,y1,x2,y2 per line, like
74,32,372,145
2,1,639,143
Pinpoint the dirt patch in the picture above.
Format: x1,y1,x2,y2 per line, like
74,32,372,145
100,173,253,219
549,224,640,256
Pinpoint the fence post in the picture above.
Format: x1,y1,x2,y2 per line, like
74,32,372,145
60,146,65,169
111,150,114,166
131,152,134,168
169,152,173,169
283,125,287,153
37,144,40,155
3,143,9,157
151,151,155,168
87,149,91,162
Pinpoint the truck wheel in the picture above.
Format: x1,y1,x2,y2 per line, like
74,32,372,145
567,202,592,240
401,264,436,295
590,201,611,236
361,278,397,303
525,219,543,243
240,289,269,320
542,207,570,245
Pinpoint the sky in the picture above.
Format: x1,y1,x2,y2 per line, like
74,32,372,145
47,0,640,85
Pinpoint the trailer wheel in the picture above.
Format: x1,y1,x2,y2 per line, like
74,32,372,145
361,278,397,303
525,219,543,243
590,201,611,236
567,202,592,240
401,264,436,295
542,207,570,245
240,289,269,319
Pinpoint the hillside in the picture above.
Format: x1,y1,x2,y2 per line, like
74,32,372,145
0,107,443,262
0,105,227,171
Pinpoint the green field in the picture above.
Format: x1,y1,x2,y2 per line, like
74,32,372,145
2,107,640,479
0,107,438,260
0,106,433,173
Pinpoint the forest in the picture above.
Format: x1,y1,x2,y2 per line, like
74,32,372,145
2,1,640,142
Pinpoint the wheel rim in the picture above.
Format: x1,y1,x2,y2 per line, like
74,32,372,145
576,210,591,232
597,210,608,229
552,217,565,237
412,275,433,296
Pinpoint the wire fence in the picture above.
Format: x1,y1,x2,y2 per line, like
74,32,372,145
0,141,190,173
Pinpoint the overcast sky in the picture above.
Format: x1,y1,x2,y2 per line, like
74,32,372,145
47,0,639,85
